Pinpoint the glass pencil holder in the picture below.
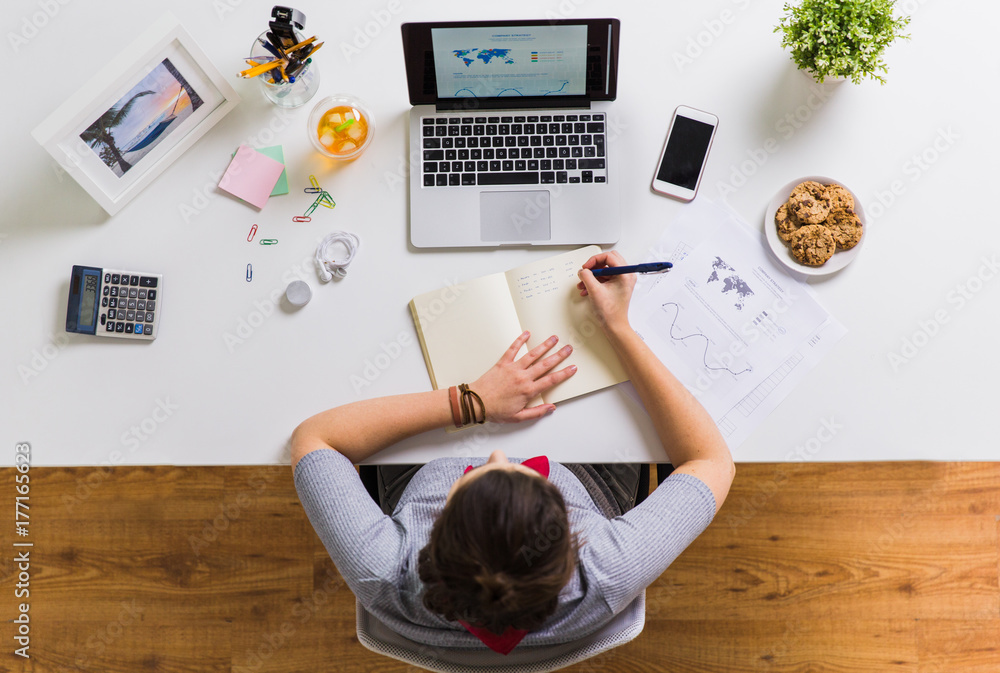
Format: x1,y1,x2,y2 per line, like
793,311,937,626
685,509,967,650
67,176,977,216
250,31,320,108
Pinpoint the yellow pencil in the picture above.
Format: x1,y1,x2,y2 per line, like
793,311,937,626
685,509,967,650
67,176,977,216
299,42,324,61
286,35,317,53
239,59,283,79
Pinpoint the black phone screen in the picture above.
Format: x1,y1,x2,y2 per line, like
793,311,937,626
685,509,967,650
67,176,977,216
656,116,715,190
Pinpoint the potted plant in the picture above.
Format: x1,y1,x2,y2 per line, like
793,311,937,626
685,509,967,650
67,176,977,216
775,0,910,84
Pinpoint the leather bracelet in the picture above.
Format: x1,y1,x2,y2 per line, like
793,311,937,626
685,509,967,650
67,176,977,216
458,383,486,425
448,386,464,428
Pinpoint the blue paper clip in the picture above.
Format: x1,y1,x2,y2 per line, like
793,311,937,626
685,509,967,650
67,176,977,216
246,264,253,282
259,238,279,245
304,187,323,194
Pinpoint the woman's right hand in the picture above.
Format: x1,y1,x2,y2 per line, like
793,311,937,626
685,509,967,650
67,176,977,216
577,250,636,333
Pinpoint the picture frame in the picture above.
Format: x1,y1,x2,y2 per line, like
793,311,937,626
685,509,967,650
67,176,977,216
32,13,240,216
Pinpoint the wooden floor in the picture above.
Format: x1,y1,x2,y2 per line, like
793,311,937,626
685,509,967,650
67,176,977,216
2,462,998,672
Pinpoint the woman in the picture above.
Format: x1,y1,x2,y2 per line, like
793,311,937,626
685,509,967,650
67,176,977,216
291,251,734,655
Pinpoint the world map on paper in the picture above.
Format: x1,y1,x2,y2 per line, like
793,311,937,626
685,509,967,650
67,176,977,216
706,257,754,311
452,49,515,67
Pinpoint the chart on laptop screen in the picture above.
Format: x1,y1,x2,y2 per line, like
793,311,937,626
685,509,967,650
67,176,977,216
431,25,588,98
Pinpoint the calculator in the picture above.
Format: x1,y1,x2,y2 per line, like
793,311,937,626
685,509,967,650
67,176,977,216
66,265,162,340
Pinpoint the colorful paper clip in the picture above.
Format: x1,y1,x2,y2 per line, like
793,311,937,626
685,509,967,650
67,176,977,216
246,263,253,282
317,191,336,208
303,202,319,217
305,174,322,193
247,224,258,242
292,215,312,222
259,238,279,245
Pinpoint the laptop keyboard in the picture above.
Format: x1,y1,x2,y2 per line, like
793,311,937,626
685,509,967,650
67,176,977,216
420,112,607,187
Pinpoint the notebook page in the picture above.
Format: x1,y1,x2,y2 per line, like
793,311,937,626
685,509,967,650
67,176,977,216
504,246,628,404
410,273,525,391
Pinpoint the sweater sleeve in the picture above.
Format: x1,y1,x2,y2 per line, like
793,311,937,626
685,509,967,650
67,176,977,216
579,472,717,615
293,450,403,605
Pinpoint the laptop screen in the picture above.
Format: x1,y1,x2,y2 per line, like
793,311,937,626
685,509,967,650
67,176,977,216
430,25,588,99
402,19,620,108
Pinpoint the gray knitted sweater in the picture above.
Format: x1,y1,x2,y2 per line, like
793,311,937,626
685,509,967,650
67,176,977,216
294,450,715,648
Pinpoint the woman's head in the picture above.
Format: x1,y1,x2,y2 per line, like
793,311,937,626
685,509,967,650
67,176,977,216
418,450,578,635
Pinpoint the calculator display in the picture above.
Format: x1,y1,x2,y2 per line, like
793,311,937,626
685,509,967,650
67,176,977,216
80,275,98,327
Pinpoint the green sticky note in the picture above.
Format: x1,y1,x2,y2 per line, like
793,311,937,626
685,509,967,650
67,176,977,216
256,145,288,196
232,145,288,196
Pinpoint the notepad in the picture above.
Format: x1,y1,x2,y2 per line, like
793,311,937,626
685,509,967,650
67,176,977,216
218,144,285,208
409,246,629,405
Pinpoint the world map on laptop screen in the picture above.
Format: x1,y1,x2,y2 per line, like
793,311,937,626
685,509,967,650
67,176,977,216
431,25,588,98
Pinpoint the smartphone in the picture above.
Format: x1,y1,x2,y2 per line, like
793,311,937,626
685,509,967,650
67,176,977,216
651,105,719,201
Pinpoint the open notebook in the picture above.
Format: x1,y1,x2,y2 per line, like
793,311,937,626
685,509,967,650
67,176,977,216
409,246,628,405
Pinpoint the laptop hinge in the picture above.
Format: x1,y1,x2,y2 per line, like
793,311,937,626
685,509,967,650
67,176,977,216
435,96,591,112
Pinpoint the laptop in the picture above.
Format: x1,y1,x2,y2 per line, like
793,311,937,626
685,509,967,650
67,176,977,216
401,18,621,248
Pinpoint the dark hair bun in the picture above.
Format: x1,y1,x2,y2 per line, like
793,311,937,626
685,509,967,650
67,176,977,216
475,571,517,611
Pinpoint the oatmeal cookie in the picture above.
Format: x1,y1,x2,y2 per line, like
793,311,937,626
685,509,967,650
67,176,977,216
788,181,830,224
825,208,863,250
824,183,855,212
774,202,803,243
789,224,836,266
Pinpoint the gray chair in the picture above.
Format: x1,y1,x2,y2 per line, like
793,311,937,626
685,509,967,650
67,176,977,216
355,591,645,673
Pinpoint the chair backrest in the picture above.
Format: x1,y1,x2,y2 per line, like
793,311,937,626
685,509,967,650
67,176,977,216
355,591,645,673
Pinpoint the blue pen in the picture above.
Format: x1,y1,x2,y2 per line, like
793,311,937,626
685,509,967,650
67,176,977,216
591,262,673,277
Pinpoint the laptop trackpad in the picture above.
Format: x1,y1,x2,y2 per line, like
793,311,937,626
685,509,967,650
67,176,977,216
480,191,551,242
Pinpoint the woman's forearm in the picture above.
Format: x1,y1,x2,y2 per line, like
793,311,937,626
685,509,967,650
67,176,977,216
606,321,733,470
292,389,453,464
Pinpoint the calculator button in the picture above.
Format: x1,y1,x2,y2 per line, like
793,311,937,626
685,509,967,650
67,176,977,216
125,323,134,334
109,287,118,297
106,321,114,332
127,299,137,310
129,288,138,298
145,312,154,322
126,311,135,321
146,300,155,311
107,309,116,319
136,300,145,311
102,297,108,307
138,289,147,299
136,325,146,335
147,290,156,301
103,286,110,296
111,274,120,284
115,322,125,333
135,313,144,323
140,276,157,288
130,275,139,286
109,298,117,308
100,314,106,326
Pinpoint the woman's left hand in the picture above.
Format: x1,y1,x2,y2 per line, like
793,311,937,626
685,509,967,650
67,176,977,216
470,331,577,423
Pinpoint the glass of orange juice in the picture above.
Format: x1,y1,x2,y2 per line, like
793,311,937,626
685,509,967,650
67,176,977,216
308,95,375,160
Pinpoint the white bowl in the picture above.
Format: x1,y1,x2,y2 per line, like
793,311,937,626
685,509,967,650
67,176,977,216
763,175,866,277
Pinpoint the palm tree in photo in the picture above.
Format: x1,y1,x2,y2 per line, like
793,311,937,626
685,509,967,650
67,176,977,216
80,90,154,174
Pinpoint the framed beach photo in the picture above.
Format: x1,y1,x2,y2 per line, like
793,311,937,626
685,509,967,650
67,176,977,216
32,13,240,216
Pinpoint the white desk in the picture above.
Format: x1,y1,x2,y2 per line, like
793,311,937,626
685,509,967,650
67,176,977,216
3,0,998,466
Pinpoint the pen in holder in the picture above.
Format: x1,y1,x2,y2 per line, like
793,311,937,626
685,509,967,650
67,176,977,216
248,30,320,108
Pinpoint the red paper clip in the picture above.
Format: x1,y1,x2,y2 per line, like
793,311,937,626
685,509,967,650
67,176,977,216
292,216,311,222
247,224,258,242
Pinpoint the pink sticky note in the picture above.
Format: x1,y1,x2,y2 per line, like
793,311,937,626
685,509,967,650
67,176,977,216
218,144,286,209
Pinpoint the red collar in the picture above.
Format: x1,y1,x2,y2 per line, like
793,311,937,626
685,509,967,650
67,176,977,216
457,455,548,654
462,455,550,478
458,621,528,655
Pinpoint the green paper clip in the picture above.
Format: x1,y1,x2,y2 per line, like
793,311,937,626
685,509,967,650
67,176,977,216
317,191,336,208
259,238,279,245
304,201,319,217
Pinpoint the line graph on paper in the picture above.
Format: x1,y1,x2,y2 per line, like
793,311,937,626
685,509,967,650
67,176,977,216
658,302,752,376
